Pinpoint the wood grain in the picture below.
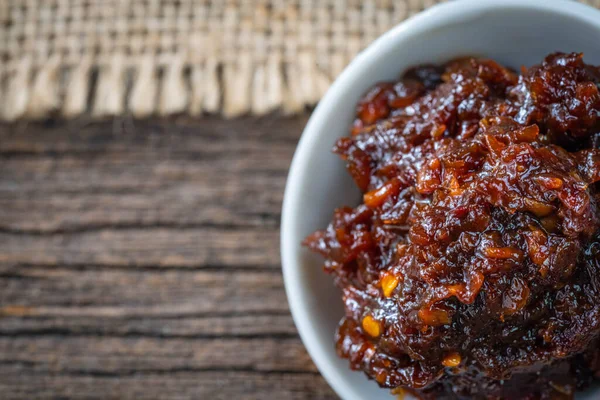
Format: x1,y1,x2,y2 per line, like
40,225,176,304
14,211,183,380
0,116,339,399
0,371,331,400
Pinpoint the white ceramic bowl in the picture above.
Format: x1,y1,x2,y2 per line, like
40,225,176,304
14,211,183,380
281,0,600,399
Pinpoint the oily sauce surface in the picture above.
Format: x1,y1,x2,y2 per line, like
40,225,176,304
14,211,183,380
304,53,600,399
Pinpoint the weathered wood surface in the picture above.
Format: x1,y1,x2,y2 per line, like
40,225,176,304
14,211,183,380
0,117,338,399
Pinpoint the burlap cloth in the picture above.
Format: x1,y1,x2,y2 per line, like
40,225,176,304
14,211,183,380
2,0,600,121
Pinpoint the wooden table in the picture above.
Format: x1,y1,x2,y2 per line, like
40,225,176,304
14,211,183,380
0,117,338,399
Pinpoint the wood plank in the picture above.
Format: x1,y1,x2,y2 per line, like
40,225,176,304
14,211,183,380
0,267,289,314
0,117,305,154
0,314,297,337
0,336,317,373
0,227,279,268
0,370,337,400
0,157,286,231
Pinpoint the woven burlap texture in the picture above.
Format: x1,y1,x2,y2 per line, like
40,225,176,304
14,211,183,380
2,0,600,121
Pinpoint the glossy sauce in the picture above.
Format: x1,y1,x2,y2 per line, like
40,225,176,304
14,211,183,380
304,53,600,399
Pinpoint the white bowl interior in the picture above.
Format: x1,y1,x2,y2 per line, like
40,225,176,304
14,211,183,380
281,1,600,399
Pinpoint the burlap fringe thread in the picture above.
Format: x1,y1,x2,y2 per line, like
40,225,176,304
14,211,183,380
1,51,327,120
2,0,600,121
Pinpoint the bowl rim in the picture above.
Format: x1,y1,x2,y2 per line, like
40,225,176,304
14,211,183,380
280,0,600,399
